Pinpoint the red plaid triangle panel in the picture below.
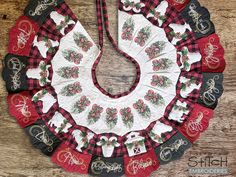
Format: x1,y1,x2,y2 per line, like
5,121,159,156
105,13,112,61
8,16,39,57
124,149,159,177
51,142,92,174
7,91,39,128
197,33,226,73
178,103,214,142
167,0,190,12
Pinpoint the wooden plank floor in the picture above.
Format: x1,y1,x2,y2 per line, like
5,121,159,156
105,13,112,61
0,0,236,177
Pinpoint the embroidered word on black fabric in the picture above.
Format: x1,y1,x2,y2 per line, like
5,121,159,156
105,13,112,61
2,0,225,176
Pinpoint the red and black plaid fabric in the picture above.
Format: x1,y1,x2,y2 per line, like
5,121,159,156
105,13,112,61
176,43,202,72
41,2,77,38
92,0,141,99
31,86,59,116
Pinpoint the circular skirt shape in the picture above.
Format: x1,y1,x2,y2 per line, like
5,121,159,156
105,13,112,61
2,0,225,176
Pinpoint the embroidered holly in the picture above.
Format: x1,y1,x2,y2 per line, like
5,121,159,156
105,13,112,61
122,18,135,41
144,90,165,106
73,32,93,52
62,49,83,64
170,30,187,41
173,103,188,112
56,66,79,79
152,58,173,71
72,96,91,113
60,82,82,96
180,48,190,70
32,89,48,102
105,108,118,129
151,75,172,88
120,107,134,129
42,37,56,54
149,9,166,22
145,41,166,59
149,130,163,143
56,15,71,31
121,0,145,13
134,26,151,46
87,104,103,125
133,99,151,118
57,119,69,133
80,131,91,149
39,61,49,86
181,77,197,91
125,139,145,150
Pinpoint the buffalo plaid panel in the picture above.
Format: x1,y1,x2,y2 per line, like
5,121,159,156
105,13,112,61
164,95,198,127
31,86,59,117
176,43,202,73
145,117,178,149
41,2,78,38
176,71,203,101
164,26,196,48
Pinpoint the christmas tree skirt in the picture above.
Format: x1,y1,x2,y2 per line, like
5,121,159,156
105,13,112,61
2,0,225,176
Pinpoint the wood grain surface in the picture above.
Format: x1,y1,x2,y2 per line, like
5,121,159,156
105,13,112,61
0,0,236,177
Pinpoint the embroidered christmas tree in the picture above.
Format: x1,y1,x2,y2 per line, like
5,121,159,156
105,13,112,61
120,107,134,129
133,99,151,118
134,26,151,46
145,41,166,59
144,90,165,106
62,49,83,64
73,32,93,52
152,58,173,71
151,75,172,88
87,104,103,125
60,82,82,96
56,66,79,79
72,96,90,113
122,17,135,41
105,108,118,129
